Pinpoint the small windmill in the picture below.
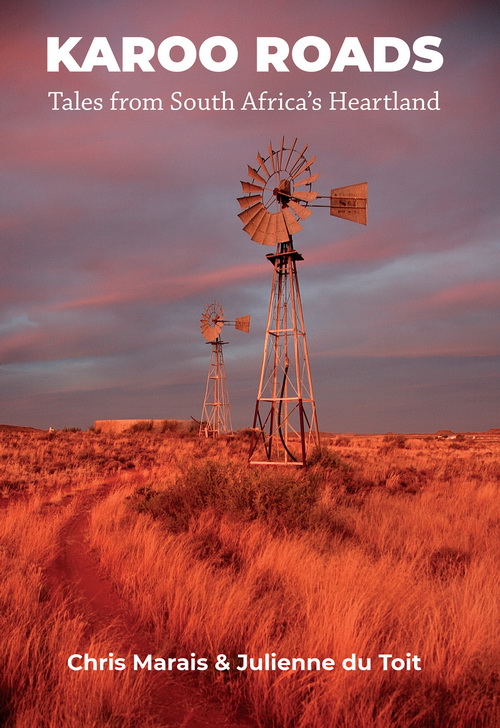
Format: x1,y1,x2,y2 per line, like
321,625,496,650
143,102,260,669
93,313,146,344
238,137,367,466
199,301,250,438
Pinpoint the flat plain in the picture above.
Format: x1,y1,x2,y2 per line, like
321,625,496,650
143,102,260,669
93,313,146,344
1,426,498,727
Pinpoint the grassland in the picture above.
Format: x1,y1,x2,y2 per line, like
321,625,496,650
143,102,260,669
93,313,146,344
0,427,498,727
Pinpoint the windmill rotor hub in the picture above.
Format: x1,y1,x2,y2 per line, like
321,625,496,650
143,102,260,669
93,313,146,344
273,178,291,207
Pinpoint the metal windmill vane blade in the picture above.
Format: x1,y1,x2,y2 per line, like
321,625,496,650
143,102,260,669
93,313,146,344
292,190,318,202
201,322,218,341
287,199,312,220
243,206,267,236
288,145,310,177
265,214,279,243
238,202,265,226
295,172,320,187
257,152,270,178
283,206,302,235
275,211,289,242
291,155,316,180
238,207,260,226
251,210,274,244
284,137,298,171
252,212,276,245
278,136,285,170
240,181,264,194
248,165,267,186
237,194,262,210
268,141,275,172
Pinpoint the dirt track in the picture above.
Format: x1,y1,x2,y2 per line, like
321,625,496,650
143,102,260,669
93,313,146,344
48,495,250,728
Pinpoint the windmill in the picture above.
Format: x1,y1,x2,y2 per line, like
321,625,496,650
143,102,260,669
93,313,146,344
199,301,250,438
237,137,367,466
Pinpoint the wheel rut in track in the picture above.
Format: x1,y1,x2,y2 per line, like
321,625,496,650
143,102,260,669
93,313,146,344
47,494,250,728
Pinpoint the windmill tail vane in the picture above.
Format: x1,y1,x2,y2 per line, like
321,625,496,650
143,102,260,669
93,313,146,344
235,315,250,333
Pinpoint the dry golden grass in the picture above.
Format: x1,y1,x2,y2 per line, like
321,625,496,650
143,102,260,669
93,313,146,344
1,428,499,727
0,488,155,726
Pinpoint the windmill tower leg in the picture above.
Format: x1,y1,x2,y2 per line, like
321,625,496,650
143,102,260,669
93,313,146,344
200,338,232,437
249,239,320,465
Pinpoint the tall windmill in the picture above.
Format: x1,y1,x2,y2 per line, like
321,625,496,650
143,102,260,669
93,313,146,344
199,301,250,438
237,137,367,466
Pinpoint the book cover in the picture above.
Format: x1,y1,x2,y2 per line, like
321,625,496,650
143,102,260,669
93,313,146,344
1,1,498,726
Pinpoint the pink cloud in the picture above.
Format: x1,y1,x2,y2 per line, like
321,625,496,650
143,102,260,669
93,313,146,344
47,259,266,312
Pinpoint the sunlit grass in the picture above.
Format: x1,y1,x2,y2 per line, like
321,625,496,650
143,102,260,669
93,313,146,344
1,428,498,727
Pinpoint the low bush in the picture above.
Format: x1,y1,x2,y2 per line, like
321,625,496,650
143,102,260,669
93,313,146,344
133,460,324,532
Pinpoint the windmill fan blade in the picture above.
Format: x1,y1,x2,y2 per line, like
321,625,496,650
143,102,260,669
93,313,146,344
288,199,312,220
235,315,250,333
251,211,275,245
268,142,275,172
275,211,290,243
243,206,267,236
297,143,309,158
257,210,274,237
284,137,297,170
330,183,368,225
294,172,320,187
257,152,270,178
238,201,264,226
240,181,264,194
289,145,309,176
264,213,278,243
200,324,213,340
283,206,302,234
278,136,285,169
247,165,267,186
237,194,263,210
292,190,318,202
291,155,316,180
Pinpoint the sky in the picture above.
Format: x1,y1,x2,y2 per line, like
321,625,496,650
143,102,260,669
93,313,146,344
1,0,499,433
